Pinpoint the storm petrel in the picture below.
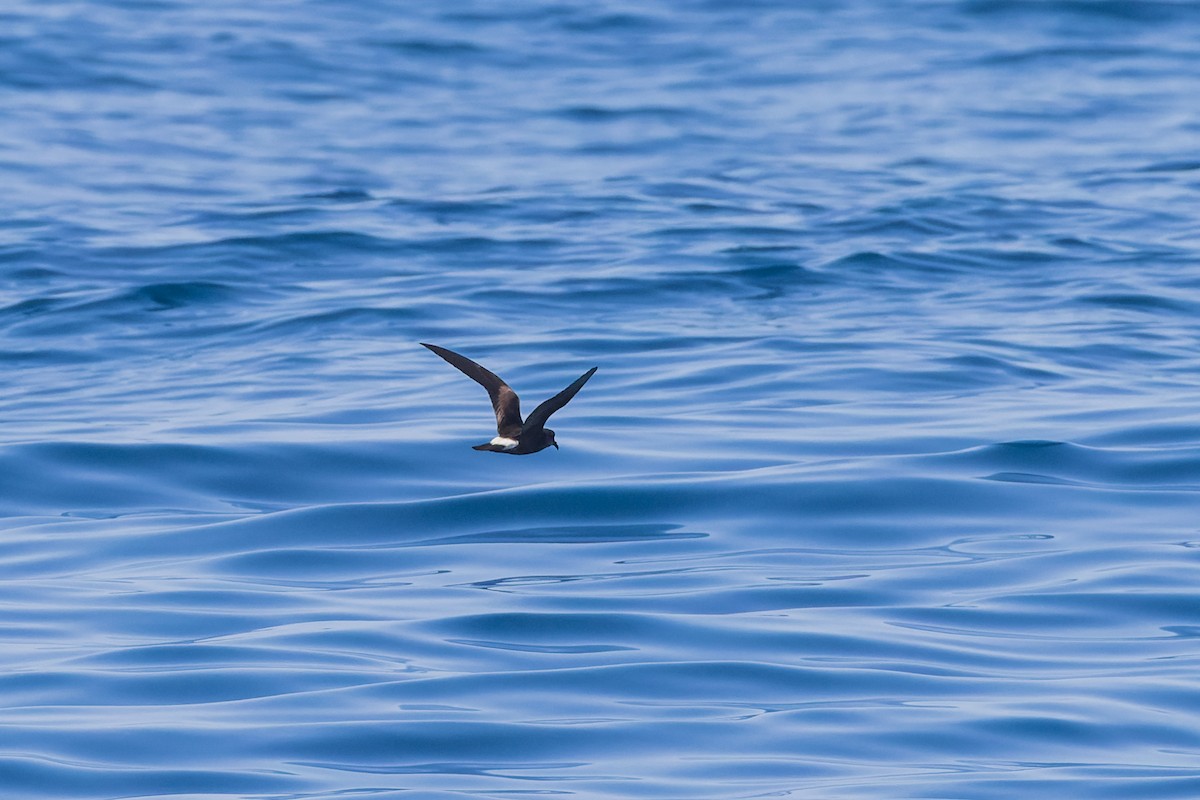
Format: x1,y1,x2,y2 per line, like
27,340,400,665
421,343,597,454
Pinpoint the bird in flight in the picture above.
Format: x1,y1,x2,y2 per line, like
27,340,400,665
421,343,597,454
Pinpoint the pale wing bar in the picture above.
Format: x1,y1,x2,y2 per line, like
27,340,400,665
421,343,524,437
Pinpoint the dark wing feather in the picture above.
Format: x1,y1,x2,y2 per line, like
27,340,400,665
421,343,523,437
522,366,597,434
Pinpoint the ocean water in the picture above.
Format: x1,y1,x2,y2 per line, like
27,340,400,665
3,0,1200,797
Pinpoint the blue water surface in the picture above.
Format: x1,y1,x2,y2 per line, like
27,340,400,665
3,1,1200,797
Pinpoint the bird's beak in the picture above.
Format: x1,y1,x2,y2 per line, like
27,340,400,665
552,442,559,450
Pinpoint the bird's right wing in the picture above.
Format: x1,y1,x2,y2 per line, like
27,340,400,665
522,366,597,433
421,343,523,437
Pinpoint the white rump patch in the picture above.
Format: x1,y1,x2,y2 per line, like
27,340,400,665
490,436,519,449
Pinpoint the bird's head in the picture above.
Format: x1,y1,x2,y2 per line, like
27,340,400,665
544,429,558,450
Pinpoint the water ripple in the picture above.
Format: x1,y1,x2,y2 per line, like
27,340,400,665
4,0,1200,796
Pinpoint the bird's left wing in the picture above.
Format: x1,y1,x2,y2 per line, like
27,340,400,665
421,343,524,437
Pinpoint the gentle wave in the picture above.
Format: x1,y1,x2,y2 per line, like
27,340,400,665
5,0,1200,796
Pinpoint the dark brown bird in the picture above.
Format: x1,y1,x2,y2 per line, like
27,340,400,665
421,343,597,454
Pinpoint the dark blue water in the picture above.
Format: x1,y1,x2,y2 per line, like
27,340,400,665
4,1,1200,797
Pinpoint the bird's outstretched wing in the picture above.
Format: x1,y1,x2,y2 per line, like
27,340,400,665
421,343,523,437
522,366,597,434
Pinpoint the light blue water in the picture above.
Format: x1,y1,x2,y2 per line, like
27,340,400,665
3,1,1200,797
